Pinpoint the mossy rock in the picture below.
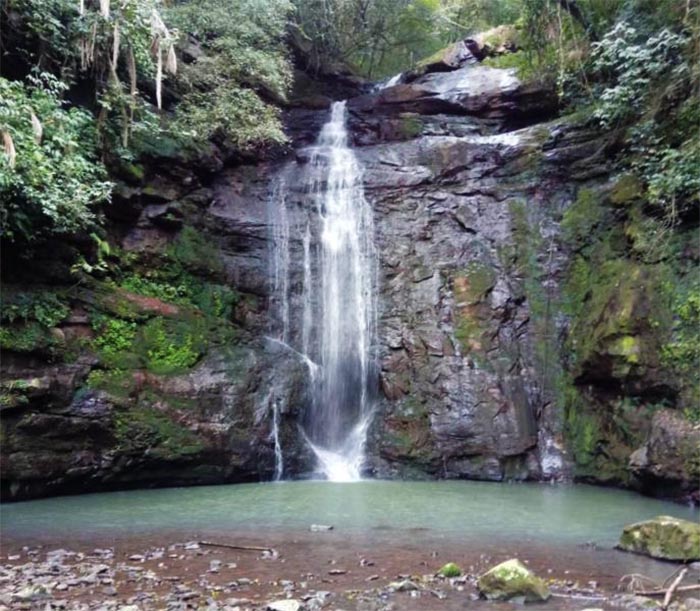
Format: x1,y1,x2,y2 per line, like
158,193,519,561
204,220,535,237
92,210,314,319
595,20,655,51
0,322,64,355
477,559,550,602
610,174,644,206
618,516,700,561
438,562,462,578
113,405,203,459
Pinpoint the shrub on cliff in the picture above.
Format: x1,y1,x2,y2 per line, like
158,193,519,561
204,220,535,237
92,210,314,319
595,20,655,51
0,73,111,242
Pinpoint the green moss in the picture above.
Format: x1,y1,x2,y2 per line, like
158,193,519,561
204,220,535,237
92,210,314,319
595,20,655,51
0,288,71,356
610,173,643,206
416,45,450,67
478,559,550,602
138,316,207,375
451,262,497,358
561,188,603,246
385,399,432,461
662,282,700,415
86,369,137,398
0,322,63,355
454,263,496,306
398,114,422,139
0,379,36,408
438,563,462,578
113,405,203,458
92,317,139,368
609,335,641,364
619,516,700,561
483,51,544,82
169,226,224,276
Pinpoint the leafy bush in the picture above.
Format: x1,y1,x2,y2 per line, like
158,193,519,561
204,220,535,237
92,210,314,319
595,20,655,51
168,0,292,147
1,290,70,327
9,0,177,146
0,74,112,242
590,23,687,129
140,316,206,374
93,317,138,363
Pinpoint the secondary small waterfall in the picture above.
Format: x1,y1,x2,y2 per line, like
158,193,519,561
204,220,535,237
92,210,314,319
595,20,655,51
268,101,377,482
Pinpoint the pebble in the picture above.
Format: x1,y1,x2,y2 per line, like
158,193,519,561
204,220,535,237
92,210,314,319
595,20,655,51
389,579,419,592
267,600,301,611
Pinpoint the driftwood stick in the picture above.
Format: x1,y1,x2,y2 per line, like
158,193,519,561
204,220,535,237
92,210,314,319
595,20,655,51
634,584,700,597
662,568,688,610
661,565,685,589
619,572,658,592
198,540,276,553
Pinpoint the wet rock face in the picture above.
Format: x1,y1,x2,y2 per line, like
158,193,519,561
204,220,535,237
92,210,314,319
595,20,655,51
0,60,596,498
0,347,314,500
629,410,700,504
1,58,695,500
361,123,583,481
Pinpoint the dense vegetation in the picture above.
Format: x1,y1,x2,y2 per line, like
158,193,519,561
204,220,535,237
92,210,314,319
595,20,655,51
2,0,697,244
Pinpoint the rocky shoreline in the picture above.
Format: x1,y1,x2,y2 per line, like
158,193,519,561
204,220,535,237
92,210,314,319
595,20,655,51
2,531,700,611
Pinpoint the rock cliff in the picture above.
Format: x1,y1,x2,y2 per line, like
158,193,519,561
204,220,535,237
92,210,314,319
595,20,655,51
2,47,697,502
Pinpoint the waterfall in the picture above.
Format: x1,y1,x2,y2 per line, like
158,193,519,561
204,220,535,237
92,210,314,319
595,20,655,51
268,100,377,482
270,398,284,481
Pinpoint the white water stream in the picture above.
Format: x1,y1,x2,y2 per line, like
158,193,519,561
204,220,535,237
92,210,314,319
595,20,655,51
268,101,377,482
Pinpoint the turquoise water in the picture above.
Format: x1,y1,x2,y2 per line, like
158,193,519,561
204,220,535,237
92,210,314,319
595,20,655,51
2,480,697,545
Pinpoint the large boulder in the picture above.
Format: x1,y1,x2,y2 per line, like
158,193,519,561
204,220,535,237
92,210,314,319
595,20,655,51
630,410,700,504
618,516,700,561
477,559,550,602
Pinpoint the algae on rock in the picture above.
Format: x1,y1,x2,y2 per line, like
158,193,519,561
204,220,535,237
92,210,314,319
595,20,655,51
618,515,700,561
477,558,550,602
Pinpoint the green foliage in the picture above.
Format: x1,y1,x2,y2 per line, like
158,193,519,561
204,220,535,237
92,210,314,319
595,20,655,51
0,322,59,354
118,271,238,320
483,51,542,81
91,310,210,374
168,0,292,147
629,115,700,215
0,73,111,242
139,316,206,374
662,283,700,417
0,289,70,355
86,368,136,398
294,0,448,78
92,316,138,365
561,188,603,246
0,379,31,408
1,289,70,327
174,87,286,147
8,0,176,149
590,23,687,129
168,226,224,275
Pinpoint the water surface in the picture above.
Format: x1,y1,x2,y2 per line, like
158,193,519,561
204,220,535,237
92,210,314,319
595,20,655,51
3,480,696,546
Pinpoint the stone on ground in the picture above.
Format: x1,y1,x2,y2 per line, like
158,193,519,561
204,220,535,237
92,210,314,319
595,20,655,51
267,600,301,611
618,515,700,561
477,558,550,602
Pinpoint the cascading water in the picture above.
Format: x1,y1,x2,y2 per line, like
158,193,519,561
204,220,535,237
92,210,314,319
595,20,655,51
268,101,377,482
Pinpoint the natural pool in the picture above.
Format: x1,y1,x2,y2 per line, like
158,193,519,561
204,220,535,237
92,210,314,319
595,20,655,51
2,481,698,610
2,480,697,544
